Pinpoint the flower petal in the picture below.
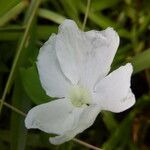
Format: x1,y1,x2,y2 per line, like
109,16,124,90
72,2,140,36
93,63,135,113
49,104,101,145
37,34,71,97
56,19,119,89
55,19,89,84
85,27,119,85
25,98,85,135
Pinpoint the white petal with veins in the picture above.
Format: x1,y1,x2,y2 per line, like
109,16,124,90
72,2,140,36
56,20,120,89
93,63,135,112
25,98,85,135
37,34,71,97
55,20,82,84
49,104,101,145
85,28,119,85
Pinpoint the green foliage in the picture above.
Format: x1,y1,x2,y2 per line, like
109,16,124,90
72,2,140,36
0,1,28,27
0,0,150,150
20,66,50,105
0,0,21,17
132,48,150,74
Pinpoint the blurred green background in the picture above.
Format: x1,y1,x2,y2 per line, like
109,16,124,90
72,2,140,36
0,0,150,150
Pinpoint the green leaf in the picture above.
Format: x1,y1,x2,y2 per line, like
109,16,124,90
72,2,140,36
103,112,135,150
9,1,42,150
10,78,29,150
0,130,53,149
37,25,57,40
102,112,118,133
38,8,66,24
58,0,82,27
0,1,28,27
0,0,20,17
131,49,150,74
91,0,121,11
20,65,50,105
0,25,57,41
0,0,41,105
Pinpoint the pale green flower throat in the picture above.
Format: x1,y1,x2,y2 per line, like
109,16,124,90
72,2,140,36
69,85,92,107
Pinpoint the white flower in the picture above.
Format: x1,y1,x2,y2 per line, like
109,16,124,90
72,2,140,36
25,19,135,145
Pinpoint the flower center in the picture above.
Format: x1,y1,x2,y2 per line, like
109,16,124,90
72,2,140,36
68,85,92,107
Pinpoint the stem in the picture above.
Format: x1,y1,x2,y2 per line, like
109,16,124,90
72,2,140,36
0,99,26,117
73,138,102,150
82,0,91,30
